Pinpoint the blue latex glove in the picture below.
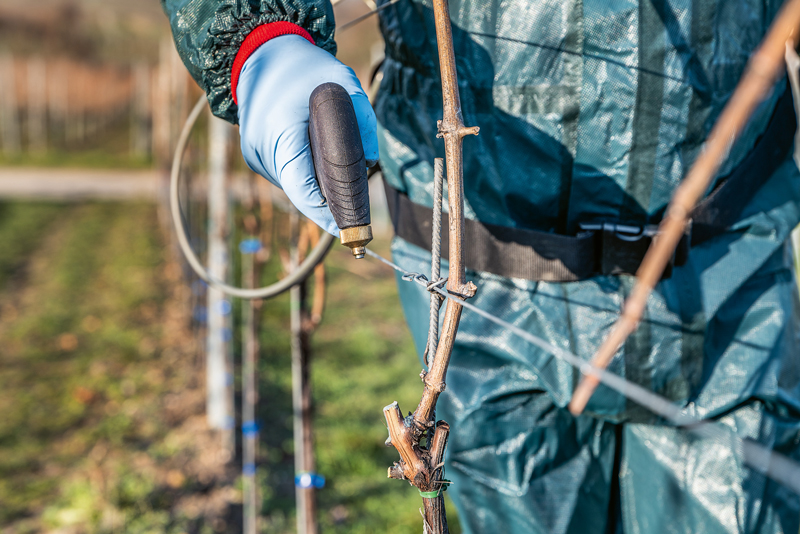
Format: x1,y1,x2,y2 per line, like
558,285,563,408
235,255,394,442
237,34,379,236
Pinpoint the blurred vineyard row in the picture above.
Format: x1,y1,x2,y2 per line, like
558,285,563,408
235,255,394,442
0,0,381,171
0,43,198,168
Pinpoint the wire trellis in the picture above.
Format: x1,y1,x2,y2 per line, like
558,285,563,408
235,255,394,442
364,247,800,496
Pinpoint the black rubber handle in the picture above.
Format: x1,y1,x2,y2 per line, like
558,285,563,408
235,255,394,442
308,82,370,230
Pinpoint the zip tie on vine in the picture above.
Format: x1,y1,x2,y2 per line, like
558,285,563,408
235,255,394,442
419,476,451,499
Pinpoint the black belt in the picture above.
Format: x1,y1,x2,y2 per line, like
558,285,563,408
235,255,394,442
384,81,796,282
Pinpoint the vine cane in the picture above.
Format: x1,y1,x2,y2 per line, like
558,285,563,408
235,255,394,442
383,0,479,531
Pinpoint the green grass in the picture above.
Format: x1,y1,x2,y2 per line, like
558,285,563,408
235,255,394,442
0,202,173,529
0,201,67,289
0,200,460,532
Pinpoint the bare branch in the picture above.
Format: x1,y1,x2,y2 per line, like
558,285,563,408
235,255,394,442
413,0,478,430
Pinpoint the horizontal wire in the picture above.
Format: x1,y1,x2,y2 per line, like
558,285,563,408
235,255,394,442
365,248,800,495
337,0,402,32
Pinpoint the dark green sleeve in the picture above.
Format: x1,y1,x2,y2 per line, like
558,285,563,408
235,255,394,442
161,0,336,124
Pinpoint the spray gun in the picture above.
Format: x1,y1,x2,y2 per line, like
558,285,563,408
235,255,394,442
308,83,373,259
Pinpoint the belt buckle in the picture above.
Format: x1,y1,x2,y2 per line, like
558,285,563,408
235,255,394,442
579,222,665,277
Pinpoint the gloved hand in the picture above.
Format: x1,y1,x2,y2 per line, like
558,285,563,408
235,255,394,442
237,34,379,236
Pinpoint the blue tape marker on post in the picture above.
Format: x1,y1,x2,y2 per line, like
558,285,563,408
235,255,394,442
218,300,232,316
239,238,262,254
192,280,207,295
242,420,260,436
243,463,257,476
193,305,207,322
295,472,325,489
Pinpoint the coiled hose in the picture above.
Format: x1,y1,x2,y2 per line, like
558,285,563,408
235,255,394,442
170,96,334,299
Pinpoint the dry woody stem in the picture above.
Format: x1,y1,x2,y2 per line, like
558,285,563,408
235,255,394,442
569,0,800,415
383,0,479,532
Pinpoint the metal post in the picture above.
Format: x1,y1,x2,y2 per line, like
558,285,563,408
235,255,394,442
206,113,234,456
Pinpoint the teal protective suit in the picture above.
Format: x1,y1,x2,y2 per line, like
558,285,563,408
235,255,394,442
162,0,800,531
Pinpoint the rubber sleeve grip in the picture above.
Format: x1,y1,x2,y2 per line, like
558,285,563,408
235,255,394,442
308,82,370,230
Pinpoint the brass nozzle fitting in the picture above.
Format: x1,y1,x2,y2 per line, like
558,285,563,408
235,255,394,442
340,225,373,259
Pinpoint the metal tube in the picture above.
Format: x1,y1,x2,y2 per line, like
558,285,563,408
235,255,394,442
206,114,234,457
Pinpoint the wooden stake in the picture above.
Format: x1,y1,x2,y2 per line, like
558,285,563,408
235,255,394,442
0,53,21,155
242,243,259,534
290,213,319,534
131,62,151,158
47,59,67,149
242,186,261,534
26,57,47,153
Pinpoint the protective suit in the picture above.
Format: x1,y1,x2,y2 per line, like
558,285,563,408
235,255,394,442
162,0,800,532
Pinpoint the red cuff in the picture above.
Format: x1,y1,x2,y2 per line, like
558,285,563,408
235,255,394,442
231,21,316,105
